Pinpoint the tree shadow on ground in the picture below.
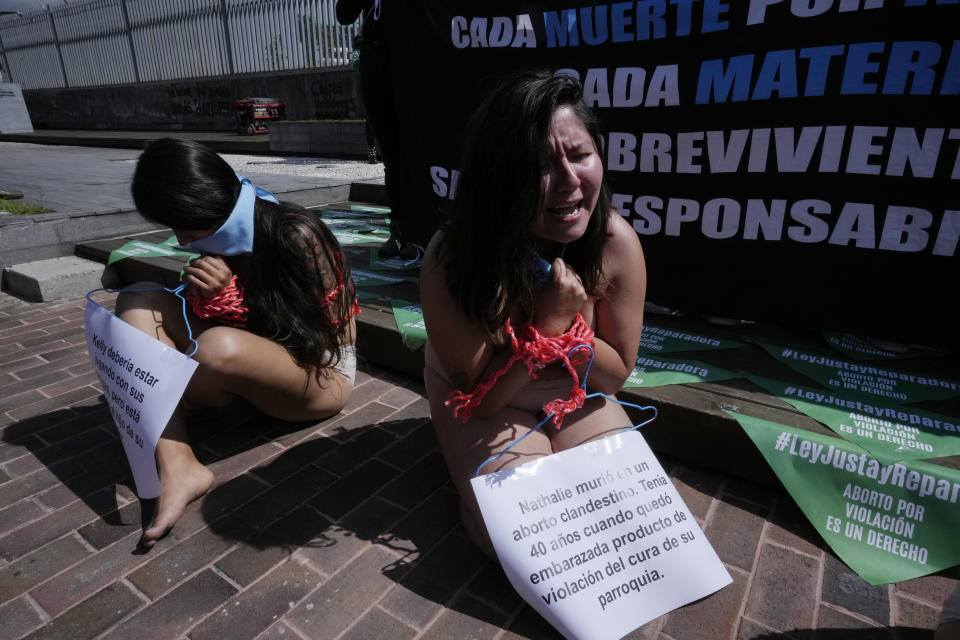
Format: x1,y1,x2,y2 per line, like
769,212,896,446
16,389,946,640
195,406,538,635
193,405,949,640
2,400,136,528
4,370,571,636
0,394,330,549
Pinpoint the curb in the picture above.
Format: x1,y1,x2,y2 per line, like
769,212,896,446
0,131,272,155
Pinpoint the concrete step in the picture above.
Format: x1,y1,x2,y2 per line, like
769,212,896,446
0,129,274,154
1,254,120,302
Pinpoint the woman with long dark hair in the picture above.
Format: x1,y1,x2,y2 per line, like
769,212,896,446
119,138,358,548
421,71,648,556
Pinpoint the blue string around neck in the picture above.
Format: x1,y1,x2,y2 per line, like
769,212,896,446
86,284,199,358
472,344,658,478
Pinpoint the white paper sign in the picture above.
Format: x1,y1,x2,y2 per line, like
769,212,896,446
471,430,732,640
84,301,198,498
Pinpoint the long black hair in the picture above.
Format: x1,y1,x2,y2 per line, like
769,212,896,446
439,70,612,338
131,138,353,374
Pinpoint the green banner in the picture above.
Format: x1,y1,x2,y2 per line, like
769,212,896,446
107,236,197,266
350,268,413,289
390,299,426,350
758,342,960,405
323,210,390,244
354,289,383,302
734,413,960,585
323,218,388,233
745,374,960,462
821,332,949,362
320,207,387,221
350,204,391,214
638,321,745,354
327,219,391,246
367,248,422,274
623,353,738,388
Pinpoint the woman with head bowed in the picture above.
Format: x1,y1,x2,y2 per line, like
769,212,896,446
421,70,647,556
119,138,359,548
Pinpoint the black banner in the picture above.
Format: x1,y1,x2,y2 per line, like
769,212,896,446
380,0,958,348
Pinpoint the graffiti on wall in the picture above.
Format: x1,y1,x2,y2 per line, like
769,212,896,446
23,70,358,130
310,77,354,120
167,84,233,119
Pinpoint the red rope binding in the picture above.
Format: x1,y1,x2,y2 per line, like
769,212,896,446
188,275,249,328
321,250,361,324
188,252,361,329
445,314,595,427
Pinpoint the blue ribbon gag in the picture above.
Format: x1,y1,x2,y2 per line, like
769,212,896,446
176,175,278,256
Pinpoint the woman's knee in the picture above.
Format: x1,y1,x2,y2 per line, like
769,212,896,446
115,282,169,315
551,398,631,451
182,328,246,406
115,283,193,350
193,327,246,377
460,499,496,559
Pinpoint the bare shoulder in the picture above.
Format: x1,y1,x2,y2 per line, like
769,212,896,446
421,231,449,294
422,230,446,271
419,229,495,385
603,211,645,276
420,230,456,313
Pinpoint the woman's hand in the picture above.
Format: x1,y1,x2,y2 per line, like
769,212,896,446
183,256,233,298
534,258,588,337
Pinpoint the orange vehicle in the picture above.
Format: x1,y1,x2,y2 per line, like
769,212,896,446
233,97,285,135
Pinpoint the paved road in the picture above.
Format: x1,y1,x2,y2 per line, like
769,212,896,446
0,142,141,213
0,141,384,214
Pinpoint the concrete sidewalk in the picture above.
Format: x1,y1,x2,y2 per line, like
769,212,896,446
1,291,957,640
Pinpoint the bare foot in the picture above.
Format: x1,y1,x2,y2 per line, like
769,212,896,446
139,447,213,549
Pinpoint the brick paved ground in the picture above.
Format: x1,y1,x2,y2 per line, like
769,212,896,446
1,290,957,640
